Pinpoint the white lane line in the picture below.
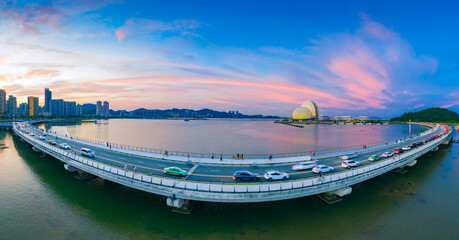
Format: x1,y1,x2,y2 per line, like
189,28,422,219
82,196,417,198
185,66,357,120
209,169,221,172
183,164,199,180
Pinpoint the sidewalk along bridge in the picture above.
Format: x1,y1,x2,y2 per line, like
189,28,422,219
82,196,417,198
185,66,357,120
12,121,453,213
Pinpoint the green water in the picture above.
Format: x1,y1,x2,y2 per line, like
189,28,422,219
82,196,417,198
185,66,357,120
0,127,458,239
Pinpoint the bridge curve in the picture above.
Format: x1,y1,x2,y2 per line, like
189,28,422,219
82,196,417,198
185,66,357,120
12,121,453,211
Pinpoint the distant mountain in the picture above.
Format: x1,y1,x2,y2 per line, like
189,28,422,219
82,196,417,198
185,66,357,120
107,107,280,119
82,103,96,115
391,107,459,123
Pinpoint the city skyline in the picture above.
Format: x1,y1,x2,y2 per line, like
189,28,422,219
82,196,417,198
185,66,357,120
1,1,459,117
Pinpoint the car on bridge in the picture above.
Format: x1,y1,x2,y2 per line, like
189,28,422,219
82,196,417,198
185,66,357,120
393,148,403,154
264,171,289,181
312,165,334,173
164,167,187,177
48,140,57,145
233,171,259,181
341,160,359,168
29,132,35,136
340,153,358,160
60,143,70,150
381,152,393,158
81,148,95,158
291,161,317,171
368,154,381,161
39,136,46,140
402,146,411,151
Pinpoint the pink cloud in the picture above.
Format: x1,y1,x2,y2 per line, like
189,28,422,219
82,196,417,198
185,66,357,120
0,3,67,34
115,29,126,41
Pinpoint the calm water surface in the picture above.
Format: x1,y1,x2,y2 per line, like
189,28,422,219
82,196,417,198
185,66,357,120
0,120,457,239
43,119,426,154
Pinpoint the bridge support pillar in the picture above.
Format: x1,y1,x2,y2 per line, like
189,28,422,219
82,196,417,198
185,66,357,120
64,164,79,172
318,187,352,204
64,165,96,180
32,146,41,153
431,147,439,152
391,166,408,174
167,195,195,214
404,160,417,167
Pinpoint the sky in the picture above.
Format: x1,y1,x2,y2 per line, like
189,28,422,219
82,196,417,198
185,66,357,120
0,0,459,118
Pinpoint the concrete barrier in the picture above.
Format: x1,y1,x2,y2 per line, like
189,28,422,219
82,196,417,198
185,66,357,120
197,183,211,191
222,185,235,192
269,184,281,191
185,182,197,190
235,185,247,193
210,184,222,192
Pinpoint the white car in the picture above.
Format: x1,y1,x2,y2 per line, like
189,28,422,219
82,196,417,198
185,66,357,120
59,143,70,150
340,153,358,160
341,160,359,168
264,171,289,181
39,136,46,140
291,161,318,171
381,152,393,158
312,165,334,173
81,148,95,158
30,133,35,136
402,146,411,151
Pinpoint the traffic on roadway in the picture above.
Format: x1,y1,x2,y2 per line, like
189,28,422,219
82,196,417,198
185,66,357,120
18,123,448,184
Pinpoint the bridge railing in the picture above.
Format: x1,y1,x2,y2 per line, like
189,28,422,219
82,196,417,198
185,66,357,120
27,122,438,161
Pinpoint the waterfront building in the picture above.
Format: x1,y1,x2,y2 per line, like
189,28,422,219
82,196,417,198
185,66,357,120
103,101,109,117
51,99,65,116
18,103,28,116
76,104,82,116
6,95,17,116
341,116,353,121
44,88,52,114
292,101,319,120
28,96,39,116
64,101,77,116
0,89,6,115
96,101,102,116
319,115,330,121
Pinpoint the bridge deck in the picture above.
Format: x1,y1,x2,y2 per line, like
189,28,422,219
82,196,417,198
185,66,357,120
17,122,446,185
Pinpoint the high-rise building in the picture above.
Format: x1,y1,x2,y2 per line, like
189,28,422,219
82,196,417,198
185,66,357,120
103,101,109,117
76,104,82,116
96,101,102,116
51,99,65,116
44,88,52,114
18,103,28,116
6,95,17,116
0,89,6,114
28,96,39,116
64,101,77,116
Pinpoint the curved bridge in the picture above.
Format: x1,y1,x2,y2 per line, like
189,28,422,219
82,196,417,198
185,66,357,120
13,122,453,211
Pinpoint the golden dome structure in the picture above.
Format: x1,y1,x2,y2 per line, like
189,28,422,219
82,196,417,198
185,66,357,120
292,106,312,120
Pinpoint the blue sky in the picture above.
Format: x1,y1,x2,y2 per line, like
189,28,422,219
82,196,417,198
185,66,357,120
0,0,458,117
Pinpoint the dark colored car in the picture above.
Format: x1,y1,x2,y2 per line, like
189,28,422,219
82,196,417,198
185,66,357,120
233,171,259,181
408,143,416,148
393,148,403,154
